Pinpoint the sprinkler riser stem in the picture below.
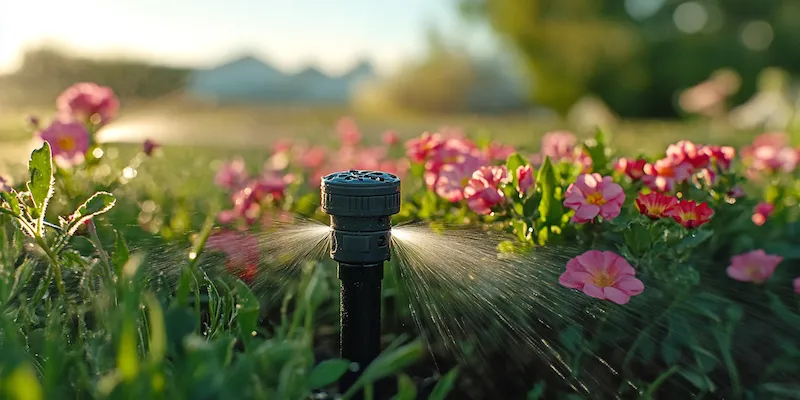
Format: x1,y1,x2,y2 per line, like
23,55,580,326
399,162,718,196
338,263,383,396
320,170,401,400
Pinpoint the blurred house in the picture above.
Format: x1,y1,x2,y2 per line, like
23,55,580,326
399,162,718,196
186,54,376,104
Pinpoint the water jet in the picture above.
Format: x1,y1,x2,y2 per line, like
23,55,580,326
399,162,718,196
320,170,401,399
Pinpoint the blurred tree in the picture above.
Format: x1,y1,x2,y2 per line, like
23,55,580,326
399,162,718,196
459,0,800,118
6,46,190,105
352,26,529,114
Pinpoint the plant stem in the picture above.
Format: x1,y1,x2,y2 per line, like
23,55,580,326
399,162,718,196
88,220,114,288
36,236,65,296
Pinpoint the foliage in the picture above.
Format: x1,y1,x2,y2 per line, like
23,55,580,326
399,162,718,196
458,0,800,118
1,83,799,399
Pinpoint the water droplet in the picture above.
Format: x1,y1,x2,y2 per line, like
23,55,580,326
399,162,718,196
251,331,257,337
122,167,137,180
188,251,197,260
348,362,360,372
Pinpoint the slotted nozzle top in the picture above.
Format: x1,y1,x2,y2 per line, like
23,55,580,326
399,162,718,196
321,170,401,218
321,170,401,264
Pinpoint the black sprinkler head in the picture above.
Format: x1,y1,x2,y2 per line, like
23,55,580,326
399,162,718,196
320,170,401,399
321,170,401,264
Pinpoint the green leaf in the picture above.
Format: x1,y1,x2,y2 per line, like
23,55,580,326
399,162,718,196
676,229,714,252
767,293,800,332
164,306,199,353
117,319,139,382
67,192,116,236
428,367,459,400
4,364,43,400
26,142,54,234
527,381,547,400
623,222,651,255
558,325,583,354
394,374,418,400
680,369,714,392
512,220,529,242
583,127,610,173
143,293,167,364
535,156,562,226
234,280,260,345
763,242,800,260
111,231,130,275
307,359,351,390
345,339,423,398
1,191,21,217
506,152,528,185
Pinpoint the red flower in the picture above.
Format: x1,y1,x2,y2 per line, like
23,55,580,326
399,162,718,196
614,157,647,180
665,200,713,229
635,192,678,220
206,230,261,283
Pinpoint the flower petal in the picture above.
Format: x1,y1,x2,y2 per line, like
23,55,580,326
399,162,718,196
582,282,606,299
576,250,606,275
574,204,600,222
603,287,631,305
615,275,644,295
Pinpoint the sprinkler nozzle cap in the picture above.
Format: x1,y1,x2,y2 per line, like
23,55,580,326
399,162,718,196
321,170,401,217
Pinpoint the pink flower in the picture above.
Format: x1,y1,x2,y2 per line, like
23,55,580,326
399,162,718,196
56,82,119,126
206,230,260,282
272,139,292,154
752,201,775,226
666,140,709,169
427,137,479,170
382,130,399,146
220,174,289,226
559,250,644,305
516,165,535,195
794,277,800,294
485,141,516,162
741,132,799,174
464,166,509,214
336,117,361,147
727,185,746,199
433,155,485,202
299,146,327,170
405,132,444,163
614,157,647,180
701,145,735,170
540,131,579,162
726,249,783,284
215,158,248,190
143,139,158,156
642,158,693,192
38,120,90,163
563,173,625,223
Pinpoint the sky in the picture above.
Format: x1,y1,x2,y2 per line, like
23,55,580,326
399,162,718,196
0,0,495,75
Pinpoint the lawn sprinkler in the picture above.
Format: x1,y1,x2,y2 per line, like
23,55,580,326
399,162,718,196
321,170,401,398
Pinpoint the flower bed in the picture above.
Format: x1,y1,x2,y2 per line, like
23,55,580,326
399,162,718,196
0,83,798,399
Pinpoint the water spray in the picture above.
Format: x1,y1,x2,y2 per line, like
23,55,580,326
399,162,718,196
320,170,401,398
